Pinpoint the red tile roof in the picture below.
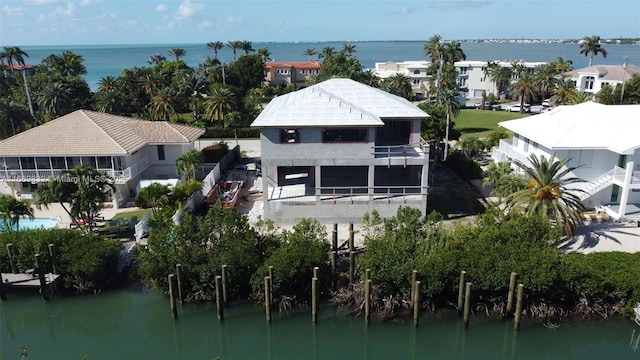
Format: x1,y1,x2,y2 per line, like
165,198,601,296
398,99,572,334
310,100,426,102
265,62,320,69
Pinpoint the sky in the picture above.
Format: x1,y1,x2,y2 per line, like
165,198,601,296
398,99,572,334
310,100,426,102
1,0,640,46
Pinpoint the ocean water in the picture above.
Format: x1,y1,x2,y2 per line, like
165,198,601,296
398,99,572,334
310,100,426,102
19,41,640,91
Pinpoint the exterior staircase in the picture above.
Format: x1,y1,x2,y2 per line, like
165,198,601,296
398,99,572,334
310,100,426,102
579,171,614,201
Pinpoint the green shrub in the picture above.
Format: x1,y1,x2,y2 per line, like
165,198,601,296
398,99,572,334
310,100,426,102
0,229,121,292
445,150,483,180
251,218,330,303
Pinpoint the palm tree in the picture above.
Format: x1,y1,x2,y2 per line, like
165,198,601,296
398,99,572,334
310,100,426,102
36,165,113,234
1,46,28,77
97,75,118,91
168,48,186,61
341,43,357,57
206,41,224,59
568,92,591,104
533,63,559,100
226,41,241,61
509,71,535,113
380,73,412,99
505,153,587,237
423,34,443,63
176,150,205,180
177,69,208,122
550,56,573,74
438,87,461,160
0,98,29,138
239,40,255,55
304,48,317,62
483,61,512,99
482,161,527,200
257,48,271,62
94,89,125,114
136,183,171,217
551,78,578,105
149,87,176,121
319,46,335,62
0,195,34,232
579,35,608,67
148,53,167,65
204,86,235,124
442,41,466,64
42,50,86,77
37,81,72,118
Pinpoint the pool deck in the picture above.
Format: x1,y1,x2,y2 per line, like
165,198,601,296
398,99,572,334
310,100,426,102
31,203,141,230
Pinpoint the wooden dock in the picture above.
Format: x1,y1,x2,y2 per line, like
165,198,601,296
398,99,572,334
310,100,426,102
1,272,60,288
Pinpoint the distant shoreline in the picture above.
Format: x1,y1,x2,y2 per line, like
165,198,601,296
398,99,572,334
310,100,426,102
17,38,640,48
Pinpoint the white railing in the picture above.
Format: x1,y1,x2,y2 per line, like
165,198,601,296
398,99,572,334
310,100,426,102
494,139,530,165
135,212,151,244
0,155,152,184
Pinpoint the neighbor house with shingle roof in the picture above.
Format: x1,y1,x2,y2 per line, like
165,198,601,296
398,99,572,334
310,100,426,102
251,78,430,224
491,102,640,221
568,64,640,96
0,110,205,208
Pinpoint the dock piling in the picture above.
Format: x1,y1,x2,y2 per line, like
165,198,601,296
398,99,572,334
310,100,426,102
413,280,421,327
349,251,355,284
312,277,318,323
176,264,183,305
514,283,524,331
221,265,228,306
265,276,272,323
6,243,16,273
365,279,371,325
35,254,49,301
463,282,472,329
457,271,466,315
411,270,418,307
215,275,224,320
168,274,177,318
506,272,518,317
48,244,58,275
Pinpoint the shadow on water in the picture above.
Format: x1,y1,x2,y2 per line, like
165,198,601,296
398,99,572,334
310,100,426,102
1,284,639,359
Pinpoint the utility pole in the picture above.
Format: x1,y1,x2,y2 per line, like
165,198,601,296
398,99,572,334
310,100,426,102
620,56,628,105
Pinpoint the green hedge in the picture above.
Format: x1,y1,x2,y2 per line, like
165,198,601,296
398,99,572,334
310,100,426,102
0,229,122,292
204,127,260,139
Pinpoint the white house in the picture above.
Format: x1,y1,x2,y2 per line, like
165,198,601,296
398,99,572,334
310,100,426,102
568,64,640,96
0,110,205,208
374,60,546,101
491,102,640,220
454,60,547,100
374,61,432,99
251,78,430,224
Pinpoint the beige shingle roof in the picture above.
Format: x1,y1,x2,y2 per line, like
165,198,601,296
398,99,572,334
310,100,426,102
568,64,640,82
0,110,205,156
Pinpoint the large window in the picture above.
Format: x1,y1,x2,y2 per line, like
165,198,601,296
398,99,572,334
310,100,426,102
322,128,367,143
280,129,301,144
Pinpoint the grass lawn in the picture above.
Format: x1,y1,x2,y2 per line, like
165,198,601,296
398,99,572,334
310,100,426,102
454,109,531,138
110,209,150,221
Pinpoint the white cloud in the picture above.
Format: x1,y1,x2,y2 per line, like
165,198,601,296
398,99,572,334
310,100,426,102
176,0,203,21
55,1,75,17
78,0,92,6
24,0,59,5
156,3,167,12
2,5,25,17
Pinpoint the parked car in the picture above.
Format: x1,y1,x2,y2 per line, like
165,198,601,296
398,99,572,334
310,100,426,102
507,103,531,113
474,101,501,110
541,99,552,108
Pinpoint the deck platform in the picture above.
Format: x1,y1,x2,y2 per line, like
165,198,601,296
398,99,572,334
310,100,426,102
1,272,60,288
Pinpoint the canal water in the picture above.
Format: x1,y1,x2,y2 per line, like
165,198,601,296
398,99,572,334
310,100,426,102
1,283,639,359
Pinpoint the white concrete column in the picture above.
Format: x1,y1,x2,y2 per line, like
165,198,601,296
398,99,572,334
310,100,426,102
315,165,321,201
368,165,375,200
618,159,634,220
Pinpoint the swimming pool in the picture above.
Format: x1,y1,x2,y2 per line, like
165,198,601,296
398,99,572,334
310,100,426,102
0,217,59,232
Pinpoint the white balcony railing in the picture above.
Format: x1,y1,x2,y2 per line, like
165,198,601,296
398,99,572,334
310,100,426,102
0,155,151,184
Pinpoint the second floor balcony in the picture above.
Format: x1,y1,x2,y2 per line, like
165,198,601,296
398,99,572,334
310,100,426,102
0,155,152,184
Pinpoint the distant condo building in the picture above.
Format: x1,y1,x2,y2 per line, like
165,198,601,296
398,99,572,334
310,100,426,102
264,61,321,89
374,60,547,100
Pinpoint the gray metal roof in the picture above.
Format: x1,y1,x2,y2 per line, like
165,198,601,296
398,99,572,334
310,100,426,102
0,110,205,156
251,78,428,128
